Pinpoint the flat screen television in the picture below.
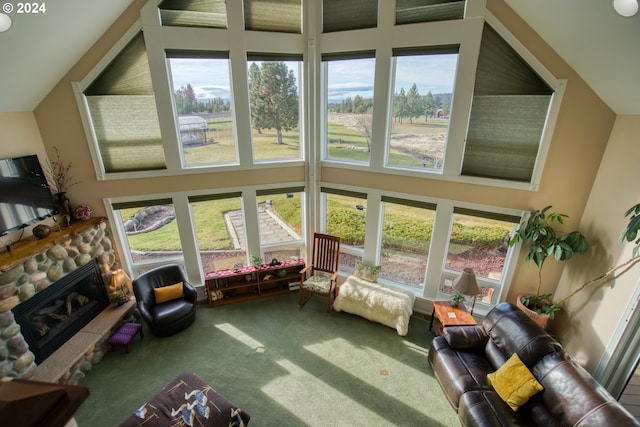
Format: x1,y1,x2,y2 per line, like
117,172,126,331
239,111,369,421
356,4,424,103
0,154,58,236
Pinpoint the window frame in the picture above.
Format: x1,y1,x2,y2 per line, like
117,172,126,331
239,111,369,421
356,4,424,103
438,206,521,310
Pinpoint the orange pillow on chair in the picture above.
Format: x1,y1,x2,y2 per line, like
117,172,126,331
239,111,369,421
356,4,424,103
154,282,184,303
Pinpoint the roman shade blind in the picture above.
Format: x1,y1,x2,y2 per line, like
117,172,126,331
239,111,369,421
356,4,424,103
462,24,553,183
159,0,227,28
452,207,521,224
244,0,301,33
111,198,174,211
381,196,436,211
84,33,166,173
321,187,368,200
395,0,465,25
188,192,243,203
323,0,377,33
256,186,305,197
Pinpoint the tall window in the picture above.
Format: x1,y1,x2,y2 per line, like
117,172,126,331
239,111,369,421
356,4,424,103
247,55,302,162
189,193,247,273
379,197,436,289
256,188,304,261
322,187,367,272
323,52,376,164
463,24,554,182
167,52,237,166
388,47,458,172
84,33,165,173
112,199,183,275
443,208,520,304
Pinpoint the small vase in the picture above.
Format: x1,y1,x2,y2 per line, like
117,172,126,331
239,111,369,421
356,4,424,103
54,192,74,221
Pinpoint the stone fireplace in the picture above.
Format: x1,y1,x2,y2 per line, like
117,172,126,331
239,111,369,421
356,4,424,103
13,259,110,364
0,219,118,382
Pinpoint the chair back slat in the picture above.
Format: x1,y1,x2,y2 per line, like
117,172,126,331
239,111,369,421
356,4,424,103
312,233,340,273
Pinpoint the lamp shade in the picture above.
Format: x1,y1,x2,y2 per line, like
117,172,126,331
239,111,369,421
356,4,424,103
452,268,480,296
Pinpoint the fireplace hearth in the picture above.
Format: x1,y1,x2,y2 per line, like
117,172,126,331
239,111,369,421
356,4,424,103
13,258,109,364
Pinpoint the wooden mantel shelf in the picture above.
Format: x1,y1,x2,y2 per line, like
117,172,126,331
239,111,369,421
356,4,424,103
0,218,106,273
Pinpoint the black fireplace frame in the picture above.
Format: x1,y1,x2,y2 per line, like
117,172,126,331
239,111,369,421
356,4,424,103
13,258,110,364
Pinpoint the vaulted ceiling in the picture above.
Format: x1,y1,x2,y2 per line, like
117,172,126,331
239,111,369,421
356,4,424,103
0,0,638,114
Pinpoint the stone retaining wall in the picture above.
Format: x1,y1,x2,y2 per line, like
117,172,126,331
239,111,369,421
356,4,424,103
0,220,118,383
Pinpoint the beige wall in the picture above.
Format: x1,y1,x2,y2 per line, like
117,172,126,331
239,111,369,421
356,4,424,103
1,0,632,371
551,115,640,371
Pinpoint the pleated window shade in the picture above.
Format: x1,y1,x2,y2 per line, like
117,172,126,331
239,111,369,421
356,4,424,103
323,0,377,33
244,0,301,33
462,24,553,183
395,0,465,25
159,0,227,28
84,33,166,173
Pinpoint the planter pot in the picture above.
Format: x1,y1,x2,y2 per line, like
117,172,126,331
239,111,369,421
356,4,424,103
516,295,550,328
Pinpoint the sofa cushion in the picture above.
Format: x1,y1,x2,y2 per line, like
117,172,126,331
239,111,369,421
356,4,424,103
458,390,531,427
532,352,640,427
487,353,543,411
483,303,562,367
443,325,489,350
429,336,495,410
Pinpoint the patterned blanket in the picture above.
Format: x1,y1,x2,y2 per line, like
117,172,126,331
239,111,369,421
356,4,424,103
119,372,250,426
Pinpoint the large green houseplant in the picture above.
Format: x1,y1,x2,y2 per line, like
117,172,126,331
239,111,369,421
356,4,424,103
510,203,640,326
509,206,589,324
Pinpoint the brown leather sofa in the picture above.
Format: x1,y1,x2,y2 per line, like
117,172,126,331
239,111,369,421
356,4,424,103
428,302,639,426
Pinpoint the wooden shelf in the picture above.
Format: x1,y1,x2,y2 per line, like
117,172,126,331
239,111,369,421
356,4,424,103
1,218,106,272
204,259,304,306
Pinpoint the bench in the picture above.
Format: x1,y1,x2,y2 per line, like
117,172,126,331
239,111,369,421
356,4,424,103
108,322,143,353
333,275,415,336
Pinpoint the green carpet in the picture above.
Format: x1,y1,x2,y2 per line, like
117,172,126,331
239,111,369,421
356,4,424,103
75,293,458,426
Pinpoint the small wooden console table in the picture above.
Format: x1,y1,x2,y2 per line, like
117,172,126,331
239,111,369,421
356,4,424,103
204,259,305,306
429,300,477,336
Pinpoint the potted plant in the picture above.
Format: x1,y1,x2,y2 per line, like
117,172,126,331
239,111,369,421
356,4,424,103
450,291,466,307
508,206,589,326
551,203,640,307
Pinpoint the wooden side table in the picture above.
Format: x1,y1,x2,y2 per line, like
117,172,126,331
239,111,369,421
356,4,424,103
429,300,477,336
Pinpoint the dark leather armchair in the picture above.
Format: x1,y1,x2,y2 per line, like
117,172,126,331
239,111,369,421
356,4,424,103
132,264,197,337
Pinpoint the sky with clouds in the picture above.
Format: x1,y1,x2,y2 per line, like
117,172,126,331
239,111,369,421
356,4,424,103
169,54,457,103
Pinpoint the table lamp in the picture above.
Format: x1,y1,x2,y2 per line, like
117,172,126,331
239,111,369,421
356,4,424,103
109,264,132,305
452,267,481,314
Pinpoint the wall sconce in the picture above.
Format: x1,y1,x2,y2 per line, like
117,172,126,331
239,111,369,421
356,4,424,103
452,268,481,314
612,0,639,17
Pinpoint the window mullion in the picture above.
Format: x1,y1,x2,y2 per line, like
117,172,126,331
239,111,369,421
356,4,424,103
442,18,483,180
172,193,203,285
424,201,454,300
144,25,184,171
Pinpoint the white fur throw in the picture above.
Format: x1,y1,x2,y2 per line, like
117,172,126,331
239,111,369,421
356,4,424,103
333,275,415,336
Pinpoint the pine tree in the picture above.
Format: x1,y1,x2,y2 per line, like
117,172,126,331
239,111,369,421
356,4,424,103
393,88,408,124
424,91,437,123
406,83,422,124
248,61,299,144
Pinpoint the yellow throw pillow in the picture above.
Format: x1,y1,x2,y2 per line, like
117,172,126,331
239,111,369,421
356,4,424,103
154,282,184,303
487,353,544,411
